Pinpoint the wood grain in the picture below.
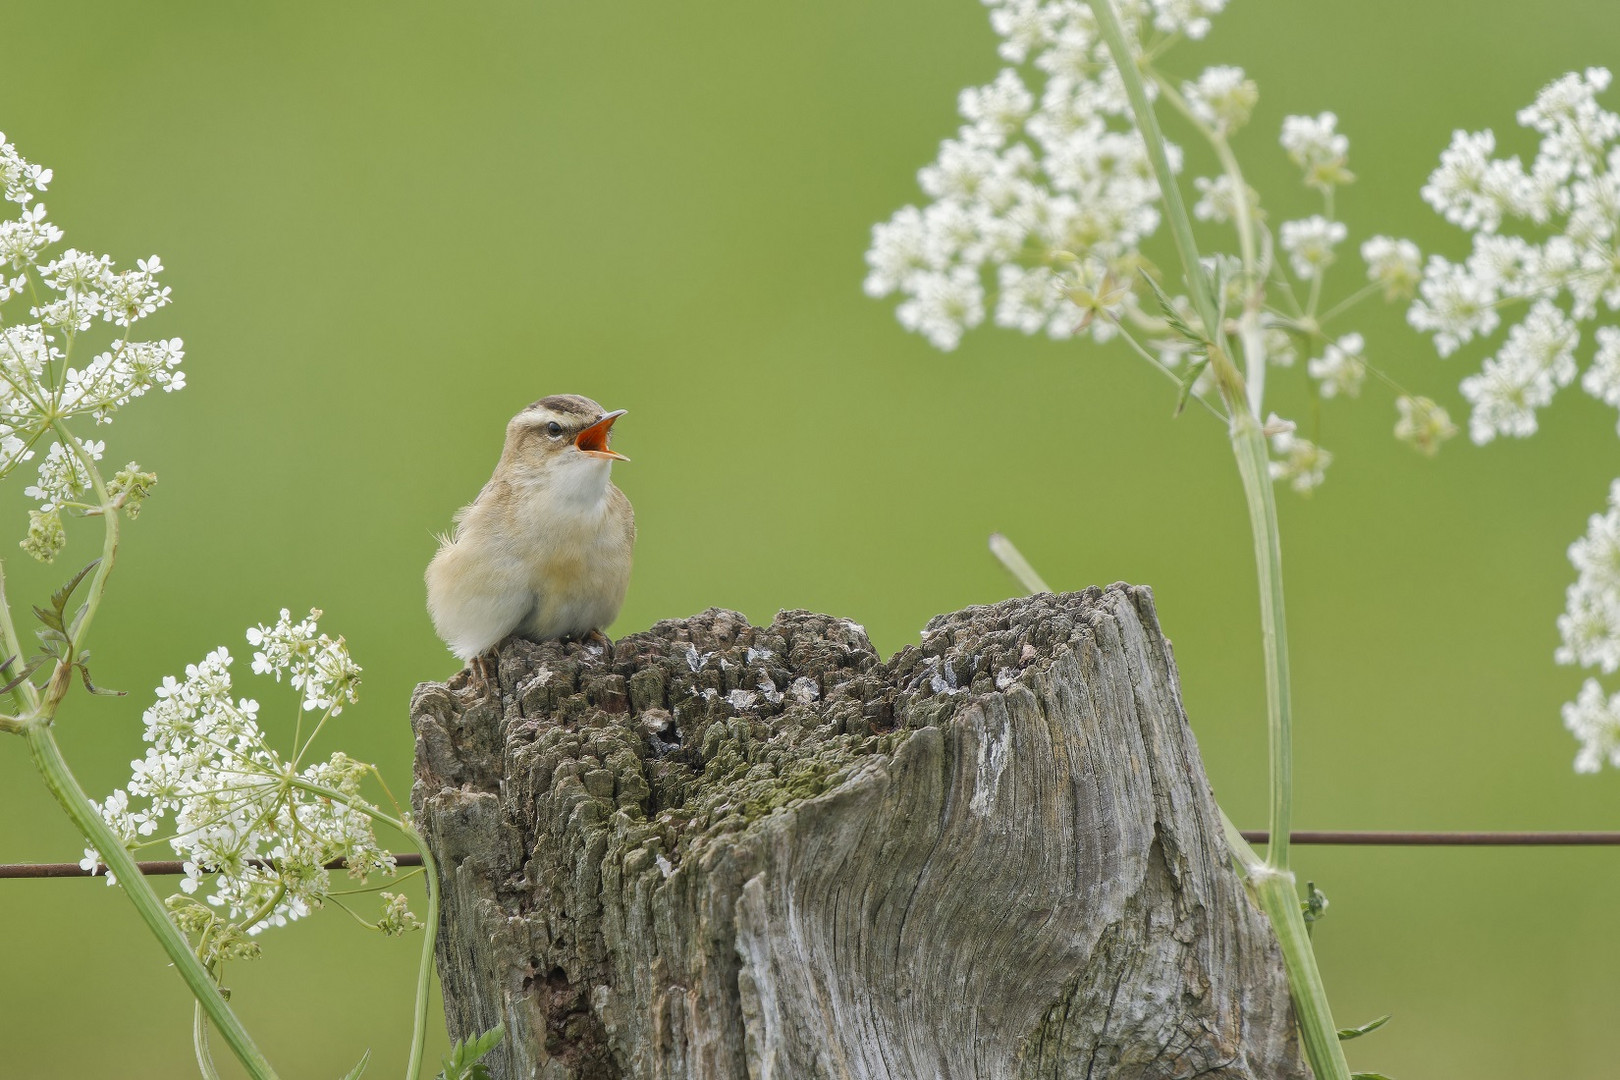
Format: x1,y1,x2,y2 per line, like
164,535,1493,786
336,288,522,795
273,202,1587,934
411,584,1306,1079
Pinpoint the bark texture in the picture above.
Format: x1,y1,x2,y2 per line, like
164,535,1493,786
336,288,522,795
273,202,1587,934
410,584,1307,1080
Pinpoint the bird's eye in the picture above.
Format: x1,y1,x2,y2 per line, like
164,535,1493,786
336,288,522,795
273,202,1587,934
546,421,563,437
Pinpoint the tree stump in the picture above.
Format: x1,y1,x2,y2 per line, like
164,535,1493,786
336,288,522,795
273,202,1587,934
410,584,1307,1080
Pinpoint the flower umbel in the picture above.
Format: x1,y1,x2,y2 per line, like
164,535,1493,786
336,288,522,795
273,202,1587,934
1409,70,1620,767
82,613,406,942
866,0,1444,495
0,134,181,559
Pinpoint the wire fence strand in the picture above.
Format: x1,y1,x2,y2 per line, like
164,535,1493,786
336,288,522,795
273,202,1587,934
0,853,427,879
1238,830,1620,846
5,833,1620,879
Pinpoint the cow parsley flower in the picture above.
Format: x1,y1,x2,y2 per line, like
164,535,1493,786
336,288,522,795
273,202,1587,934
247,607,362,714
1307,333,1366,398
1454,299,1579,444
1564,679,1620,773
1361,236,1422,301
1392,395,1457,456
1281,112,1353,190
0,135,184,558
1412,69,1620,423
1582,326,1620,428
1280,215,1347,280
1266,414,1332,493
867,0,1443,501
1193,173,1259,224
865,0,1223,351
1183,66,1257,135
81,613,409,943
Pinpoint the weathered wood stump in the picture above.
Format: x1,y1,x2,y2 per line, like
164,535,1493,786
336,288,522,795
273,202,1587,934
410,584,1306,1080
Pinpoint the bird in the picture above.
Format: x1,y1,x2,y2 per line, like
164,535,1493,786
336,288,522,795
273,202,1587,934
426,394,635,667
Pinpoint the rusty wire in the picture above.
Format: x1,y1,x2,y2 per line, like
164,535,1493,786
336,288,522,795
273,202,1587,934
4,833,1620,879
0,853,427,879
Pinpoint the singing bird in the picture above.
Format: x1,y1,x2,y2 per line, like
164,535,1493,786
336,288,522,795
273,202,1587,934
426,394,635,664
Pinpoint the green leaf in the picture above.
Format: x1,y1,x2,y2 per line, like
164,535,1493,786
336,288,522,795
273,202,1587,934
77,661,125,697
50,558,100,617
0,658,45,694
438,1023,505,1080
1338,1013,1391,1040
1173,357,1209,417
32,605,63,633
337,1049,370,1080
1350,1072,1396,1080
1139,268,1203,346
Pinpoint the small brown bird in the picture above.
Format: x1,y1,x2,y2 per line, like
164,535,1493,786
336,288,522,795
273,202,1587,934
425,394,635,663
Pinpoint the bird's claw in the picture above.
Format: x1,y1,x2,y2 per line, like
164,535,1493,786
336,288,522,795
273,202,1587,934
469,649,499,691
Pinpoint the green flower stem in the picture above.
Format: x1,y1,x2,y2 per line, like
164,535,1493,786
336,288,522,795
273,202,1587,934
53,421,119,660
1145,67,1270,417
23,720,281,1080
195,1002,224,1080
288,777,441,1080
1220,815,1351,1078
1084,0,1220,342
989,533,1053,593
1085,3,1346,1077
8,428,282,1079
405,835,441,1080
1226,405,1294,872
0,556,37,715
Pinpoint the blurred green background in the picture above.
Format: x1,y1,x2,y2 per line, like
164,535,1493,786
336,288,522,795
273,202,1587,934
2,1,1617,1076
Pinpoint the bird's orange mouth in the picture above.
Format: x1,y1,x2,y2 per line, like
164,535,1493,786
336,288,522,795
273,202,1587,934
576,409,629,461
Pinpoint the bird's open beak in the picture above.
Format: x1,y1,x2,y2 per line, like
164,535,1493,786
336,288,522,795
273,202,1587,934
576,409,629,461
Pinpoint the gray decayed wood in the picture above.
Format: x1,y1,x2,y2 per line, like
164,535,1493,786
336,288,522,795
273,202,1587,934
410,584,1307,1080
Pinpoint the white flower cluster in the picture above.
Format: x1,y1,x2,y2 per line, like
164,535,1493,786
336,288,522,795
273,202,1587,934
1409,70,1620,769
1265,413,1331,494
1280,112,1353,191
864,0,1236,350
0,134,184,561
1306,333,1365,399
1411,68,1620,442
247,607,363,714
865,4,1456,502
81,614,401,939
1560,481,1620,771
1279,215,1346,281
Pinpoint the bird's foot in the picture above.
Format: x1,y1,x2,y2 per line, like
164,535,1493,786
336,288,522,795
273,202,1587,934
469,649,500,690
580,628,613,654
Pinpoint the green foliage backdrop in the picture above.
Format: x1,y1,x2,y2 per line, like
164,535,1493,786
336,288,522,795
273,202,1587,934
1,2,1616,1075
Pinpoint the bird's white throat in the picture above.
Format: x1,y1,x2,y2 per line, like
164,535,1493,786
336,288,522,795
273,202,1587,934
540,454,614,516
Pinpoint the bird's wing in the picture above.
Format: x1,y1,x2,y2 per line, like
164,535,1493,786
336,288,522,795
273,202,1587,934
450,477,499,529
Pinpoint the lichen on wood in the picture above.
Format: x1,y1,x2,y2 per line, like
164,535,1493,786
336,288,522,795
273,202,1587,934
411,584,1307,1079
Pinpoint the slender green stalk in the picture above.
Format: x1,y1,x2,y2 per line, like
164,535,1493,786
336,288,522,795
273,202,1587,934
1253,873,1351,1075
289,776,441,1080
1226,409,1293,871
405,832,441,1080
1085,0,1220,342
1221,812,1351,1077
52,421,119,657
24,721,281,1080
1084,3,1345,1076
6,437,282,1080
195,1002,224,1080
989,533,1052,593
